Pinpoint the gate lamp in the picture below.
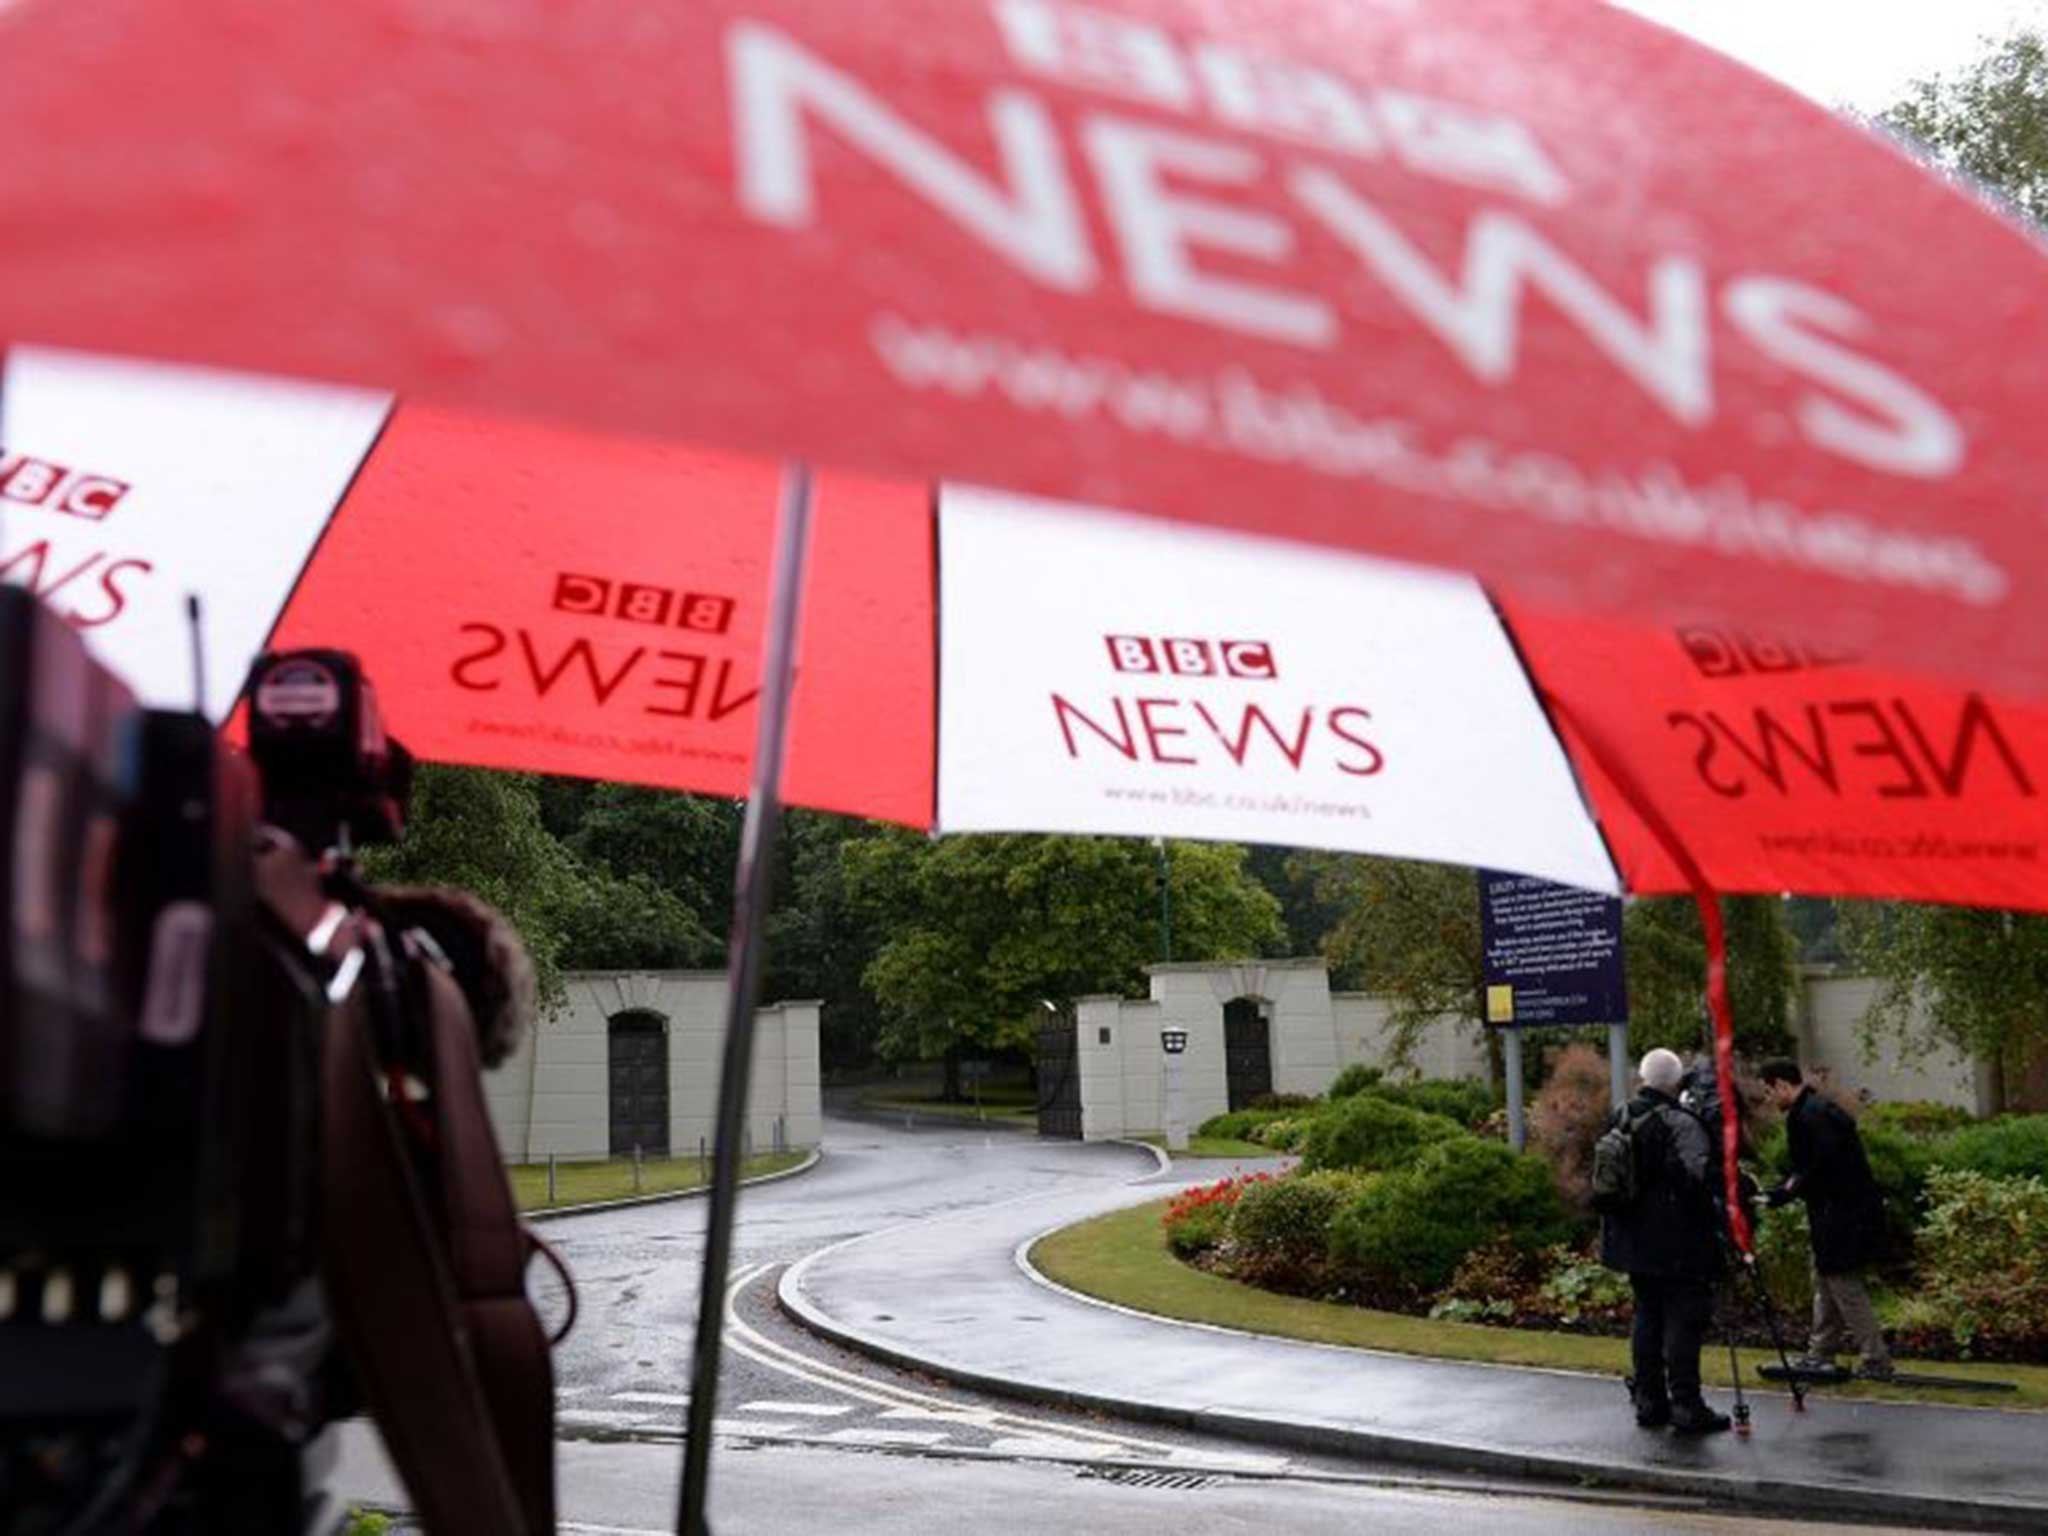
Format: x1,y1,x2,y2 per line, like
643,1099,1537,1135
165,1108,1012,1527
1160,1027,1188,1055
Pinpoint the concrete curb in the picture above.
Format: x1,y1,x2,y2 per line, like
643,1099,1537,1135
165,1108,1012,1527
1107,1137,1172,1177
778,1195,2040,1532
524,1147,821,1224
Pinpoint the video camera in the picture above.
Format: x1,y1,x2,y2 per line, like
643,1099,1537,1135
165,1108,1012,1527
1,587,558,1535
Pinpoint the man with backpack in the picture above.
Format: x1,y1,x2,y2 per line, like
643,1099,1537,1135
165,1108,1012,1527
1596,1047,1732,1434
1758,1059,1895,1381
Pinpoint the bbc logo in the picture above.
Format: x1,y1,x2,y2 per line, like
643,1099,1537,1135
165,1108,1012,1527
1105,635,1277,679
554,573,735,634
0,453,131,521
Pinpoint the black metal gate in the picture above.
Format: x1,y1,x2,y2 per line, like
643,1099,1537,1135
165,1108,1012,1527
608,1011,670,1156
1224,998,1272,1112
1036,1009,1082,1140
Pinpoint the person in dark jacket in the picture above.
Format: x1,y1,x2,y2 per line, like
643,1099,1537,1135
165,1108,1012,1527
1601,1048,1731,1434
1759,1060,1894,1379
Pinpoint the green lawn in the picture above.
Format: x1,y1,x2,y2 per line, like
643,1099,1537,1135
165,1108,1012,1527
1134,1134,1276,1160
1032,1197,2048,1411
508,1150,808,1211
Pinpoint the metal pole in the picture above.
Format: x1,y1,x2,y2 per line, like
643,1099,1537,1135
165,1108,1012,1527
1153,837,1172,962
1504,1029,1526,1152
633,1144,643,1194
678,462,813,1536
547,1153,556,1207
1608,1021,1630,1110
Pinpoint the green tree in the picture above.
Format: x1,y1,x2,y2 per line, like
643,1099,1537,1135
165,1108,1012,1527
1882,29,2048,223
1843,34,2048,1112
557,782,742,938
366,766,715,1003
764,810,900,1071
1839,903,2048,1111
847,834,1283,1094
1294,854,1797,1065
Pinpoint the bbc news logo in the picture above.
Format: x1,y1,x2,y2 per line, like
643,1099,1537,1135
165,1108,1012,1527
1105,635,1277,680
0,450,131,522
553,573,735,634
1676,626,1855,680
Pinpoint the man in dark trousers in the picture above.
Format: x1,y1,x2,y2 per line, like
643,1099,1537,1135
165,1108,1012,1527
1600,1047,1731,1434
1759,1060,1895,1380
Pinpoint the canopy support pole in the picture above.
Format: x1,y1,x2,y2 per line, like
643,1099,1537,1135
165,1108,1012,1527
1536,696,1752,1255
677,462,813,1536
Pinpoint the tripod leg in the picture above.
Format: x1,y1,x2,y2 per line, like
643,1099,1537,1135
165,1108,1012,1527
1745,1256,1807,1412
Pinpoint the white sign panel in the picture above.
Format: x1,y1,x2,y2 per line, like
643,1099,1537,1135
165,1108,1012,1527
1,348,391,719
937,486,1619,893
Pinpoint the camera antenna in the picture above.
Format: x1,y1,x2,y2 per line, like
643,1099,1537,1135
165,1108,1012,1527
184,594,207,715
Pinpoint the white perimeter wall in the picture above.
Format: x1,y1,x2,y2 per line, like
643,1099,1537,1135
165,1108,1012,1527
484,971,823,1162
1071,959,1987,1139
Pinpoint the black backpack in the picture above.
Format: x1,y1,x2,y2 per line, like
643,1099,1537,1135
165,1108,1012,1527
1591,1103,1653,1214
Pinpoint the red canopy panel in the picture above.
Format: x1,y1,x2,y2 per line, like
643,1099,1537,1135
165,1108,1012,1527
1502,602,2048,911
6,0,2048,696
269,407,935,827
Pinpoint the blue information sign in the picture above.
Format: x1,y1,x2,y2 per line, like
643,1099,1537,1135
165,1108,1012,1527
1478,870,1626,1028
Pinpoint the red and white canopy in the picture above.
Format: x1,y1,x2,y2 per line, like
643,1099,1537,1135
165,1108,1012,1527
9,349,2042,914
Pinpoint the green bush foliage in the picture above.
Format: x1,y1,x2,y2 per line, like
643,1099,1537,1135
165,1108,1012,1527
1860,1101,1976,1139
1759,1119,1932,1242
1327,1063,1384,1100
1329,1138,1571,1292
1251,1117,1311,1153
1249,1092,1318,1111
1535,1246,1633,1324
1299,1094,1462,1175
1912,1169,2048,1355
1932,1115,2048,1182
1227,1170,1367,1286
1196,1107,1295,1142
1368,1077,1498,1129
1162,1174,1270,1259
1752,1201,1816,1317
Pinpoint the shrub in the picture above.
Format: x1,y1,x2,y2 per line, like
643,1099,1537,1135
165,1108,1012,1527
1534,1244,1633,1325
1370,1077,1498,1129
1251,1117,1311,1153
1861,1101,1976,1140
1327,1063,1383,1100
1162,1174,1272,1259
1759,1118,1933,1243
1431,1236,1543,1324
1249,1092,1317,1111
1329,1138,1571,1292
1751,1200,1815,1317
1226,1170,1366,1287
1912,1169,2048,1355
1299,1094,1462,1175
1528,1042,1612,1213
1196,1108,1293,1142
1932,1115,2048,1183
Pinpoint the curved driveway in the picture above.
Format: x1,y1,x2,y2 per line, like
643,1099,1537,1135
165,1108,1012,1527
541,1108,1165,1413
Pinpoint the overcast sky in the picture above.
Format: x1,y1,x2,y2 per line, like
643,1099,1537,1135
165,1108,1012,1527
1612,0,2048,111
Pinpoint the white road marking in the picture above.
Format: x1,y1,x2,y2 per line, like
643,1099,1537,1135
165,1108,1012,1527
740,1399,856,1417
985,1436,1118,1460
713,1418,801,1438
720,1265,1187,1457
613,1392,692,1408
878,1406,1001,1426
823,1427,952,1448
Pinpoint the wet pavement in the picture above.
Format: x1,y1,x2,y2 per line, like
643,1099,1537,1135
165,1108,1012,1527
784,1148,2048,1530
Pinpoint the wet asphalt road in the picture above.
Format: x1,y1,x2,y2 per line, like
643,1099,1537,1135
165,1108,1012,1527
452,1109,1935,1533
